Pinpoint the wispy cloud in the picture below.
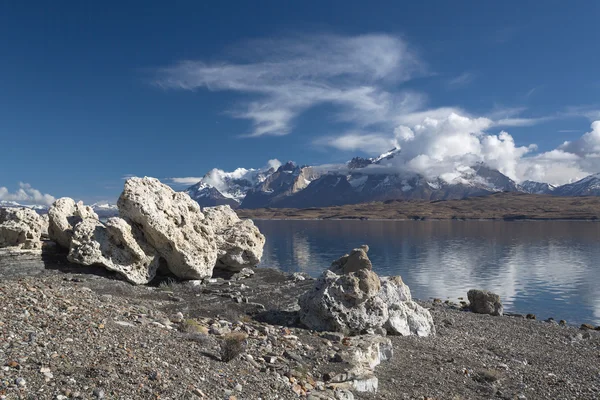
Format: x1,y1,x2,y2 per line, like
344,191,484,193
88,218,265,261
0,183,55,206
447,72,476,88
154,34,426,137
166,177,204,185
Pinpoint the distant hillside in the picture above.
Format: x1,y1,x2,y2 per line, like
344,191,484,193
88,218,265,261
236,192,600,221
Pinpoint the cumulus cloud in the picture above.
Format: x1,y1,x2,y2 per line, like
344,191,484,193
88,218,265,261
517,121,600,184
318,111,600,186
155,34,425,136
169,159,283,193
0,183,56,206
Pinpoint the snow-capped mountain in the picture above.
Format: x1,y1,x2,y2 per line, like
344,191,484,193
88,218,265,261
0,201,48,212
0,201,120,218
90,203,120,218
518,180,557,195
553,173,600,196
185,163,279,207
185,181,240,208
184,148,529,209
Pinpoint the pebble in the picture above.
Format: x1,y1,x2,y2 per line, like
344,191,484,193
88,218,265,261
15,377,26,387
93,388,105,399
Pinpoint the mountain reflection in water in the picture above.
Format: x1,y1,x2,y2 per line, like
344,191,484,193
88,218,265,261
255,220,600,325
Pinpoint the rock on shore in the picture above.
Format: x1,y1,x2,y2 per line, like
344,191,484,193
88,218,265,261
1,177,266,284
468,289,504,316
48,197,98,249
299,246,435,336
68,217,162,285
0,207,47,250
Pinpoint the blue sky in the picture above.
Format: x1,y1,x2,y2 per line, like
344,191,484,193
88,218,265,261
1,1,599,204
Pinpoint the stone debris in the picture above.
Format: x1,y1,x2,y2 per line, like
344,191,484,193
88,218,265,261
299,246,435,337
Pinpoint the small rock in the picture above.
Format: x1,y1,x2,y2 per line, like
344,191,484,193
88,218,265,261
15,377,26,387
93,388,105,399
580,323,595,330
526,314,536,320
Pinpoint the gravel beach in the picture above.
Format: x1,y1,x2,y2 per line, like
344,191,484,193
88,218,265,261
1,249,599,400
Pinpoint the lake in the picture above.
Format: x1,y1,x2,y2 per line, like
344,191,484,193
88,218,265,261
255,220,600,326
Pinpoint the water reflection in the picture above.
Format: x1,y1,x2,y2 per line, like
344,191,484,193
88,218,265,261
256,220,600,325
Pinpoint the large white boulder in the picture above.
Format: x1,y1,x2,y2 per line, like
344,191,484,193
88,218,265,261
117,177,218,280
0,208,45,250
299,247,435,337
203,206,266,271
48,198,98,249
68,217,162,284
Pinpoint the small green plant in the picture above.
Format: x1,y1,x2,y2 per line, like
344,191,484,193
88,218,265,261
158,277,177,291
220,332,247,362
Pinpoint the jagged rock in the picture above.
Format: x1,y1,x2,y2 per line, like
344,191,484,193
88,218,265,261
467,289,504,316
48,198,98,249
68,217,161,284
0,208,45,250
299,268,389,335
385,300,436,337
378,276,435,337
300,247,435,336
40,214,49,237
330,245,372,274
203,205,265,272
117,177,218,280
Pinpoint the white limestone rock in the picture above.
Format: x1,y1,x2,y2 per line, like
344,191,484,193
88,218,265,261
299,268,388,335
299,247,435,337
0,208,45,250
68,217,161,284
117,177,218,280
203,205,266,272
48,198,98,249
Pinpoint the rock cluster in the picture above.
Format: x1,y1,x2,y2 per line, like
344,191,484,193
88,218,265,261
0,208,47,250
1,177,265,284
299,246,435,337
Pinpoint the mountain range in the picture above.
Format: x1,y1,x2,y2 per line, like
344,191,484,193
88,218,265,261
184,149,600,209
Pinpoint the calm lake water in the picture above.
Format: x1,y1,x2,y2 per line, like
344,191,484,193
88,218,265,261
255,220,600,326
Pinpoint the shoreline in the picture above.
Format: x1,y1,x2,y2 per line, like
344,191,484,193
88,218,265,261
249,217,600,222
1,262,599,399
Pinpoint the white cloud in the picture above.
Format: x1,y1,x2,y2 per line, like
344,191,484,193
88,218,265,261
0,183,56,206
155,34,425,137
168,177,204,185
318,112,600,186
169,159,283,192
447,72,475,87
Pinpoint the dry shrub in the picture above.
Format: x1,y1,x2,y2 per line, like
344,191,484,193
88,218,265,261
220,332,247,362
180,319,209,335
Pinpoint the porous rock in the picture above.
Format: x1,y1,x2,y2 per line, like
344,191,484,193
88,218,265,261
467,289,504,316
48,198,98,249
299,246,435,336
68,217,162,284
0,207,46,250
117,177,218,280
203,205,266,272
